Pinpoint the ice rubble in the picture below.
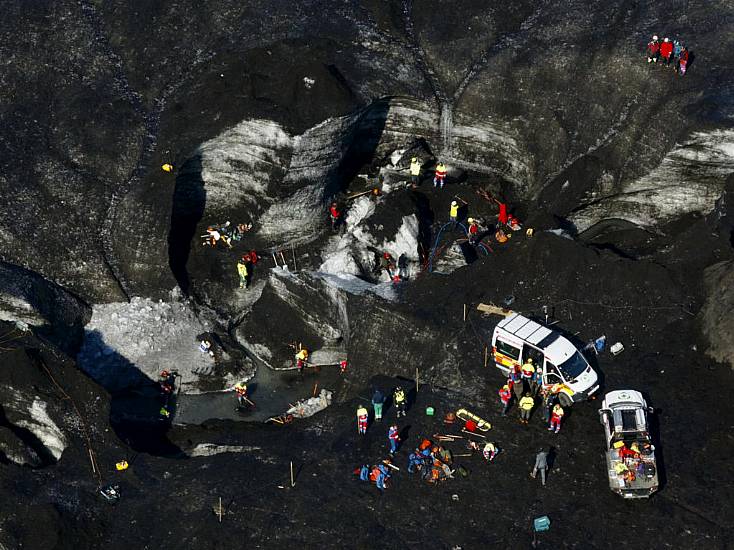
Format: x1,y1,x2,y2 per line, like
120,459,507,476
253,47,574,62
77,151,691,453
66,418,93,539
287,389,333,418
76,291,217,393
317,195,421,297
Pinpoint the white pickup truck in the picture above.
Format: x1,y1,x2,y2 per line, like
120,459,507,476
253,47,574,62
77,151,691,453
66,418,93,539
598,390,659,498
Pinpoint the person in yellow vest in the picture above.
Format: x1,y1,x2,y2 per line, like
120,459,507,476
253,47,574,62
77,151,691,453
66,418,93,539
295,348,309,374
409,157,422,187
237,258,248,289
434,162,447,189
449,201,459,224
393,386,407,418
518,393,535,424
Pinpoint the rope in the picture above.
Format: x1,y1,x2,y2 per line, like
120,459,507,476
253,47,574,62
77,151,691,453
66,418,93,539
38,355,103,486
428,222,469,272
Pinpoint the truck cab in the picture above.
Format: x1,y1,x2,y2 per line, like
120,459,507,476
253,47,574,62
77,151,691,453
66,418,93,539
491,313,599,406
598,390,659,498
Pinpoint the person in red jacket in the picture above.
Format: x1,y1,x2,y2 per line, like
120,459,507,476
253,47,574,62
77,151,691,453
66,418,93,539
659,37,674,67
646,35,660,63
467,218,480,245
498,384,513,416
678,47,689,76
329,202,341,231
433,162,447,189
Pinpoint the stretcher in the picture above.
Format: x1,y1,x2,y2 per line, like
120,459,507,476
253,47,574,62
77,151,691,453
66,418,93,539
455,408,491,431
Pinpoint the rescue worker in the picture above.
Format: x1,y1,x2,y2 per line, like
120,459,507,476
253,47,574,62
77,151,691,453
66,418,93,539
433,161,447,189
339,359,348,374
329,202,341,231
199,339,214,357
393,386,407,418
388,424,400,454
498,384,513,416
540,388,556,424
449,200,459,224
518,393,535,424
159,406,171,419
549,403,564,433
495,228,509,243
231,222,251,243
371,388,385,421
295,348,309,374
678,47,689,76
375,463,390,490
237,258,248,289
660,37,674,67
521,358,535,381
408,450,424,474
509,366,524,400
467,218,479,245
409,157,422,187
531,448,549,486
646,35,660,63
530,366,543,396
378,252,395,279
204,226,221,247
482,442,499,462
158,370,175,395
496,201,509,227
234,382,249,409
357,405,369,435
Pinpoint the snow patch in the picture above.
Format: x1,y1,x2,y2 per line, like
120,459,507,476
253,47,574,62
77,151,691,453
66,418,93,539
15,398,67,461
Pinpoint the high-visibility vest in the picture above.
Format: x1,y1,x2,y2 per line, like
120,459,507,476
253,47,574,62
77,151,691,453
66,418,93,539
296,350,308,361
410,160,421,176
450,204,459,218
237,263,248,277
394,390,405,403
435,164,447,178
519,397,535,410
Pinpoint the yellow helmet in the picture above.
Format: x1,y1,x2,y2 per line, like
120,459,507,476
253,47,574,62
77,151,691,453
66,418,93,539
467,217,474,224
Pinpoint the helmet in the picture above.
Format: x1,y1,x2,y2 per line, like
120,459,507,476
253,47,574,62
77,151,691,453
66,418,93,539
526,358,533,364
502,384,509,390
411,157,417,162
331,202,337,206
451,200,457,206
467,217,474,224
161,370,169,377
652,35,658,40
395,386,402,391
663,37,669,42
383,252,391,259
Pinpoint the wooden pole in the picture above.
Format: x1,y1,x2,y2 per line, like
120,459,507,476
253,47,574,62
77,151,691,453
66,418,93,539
88,449,96,474
415,368,419,393
463,304,467,322
484,345,488,368
280,251,287,267
218,497,223,523
313,382,318,397
292,246,297,271
290,461,295,487
272,252,278,267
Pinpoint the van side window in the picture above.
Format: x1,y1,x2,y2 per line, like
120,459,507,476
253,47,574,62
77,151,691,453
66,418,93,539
496,340,520,360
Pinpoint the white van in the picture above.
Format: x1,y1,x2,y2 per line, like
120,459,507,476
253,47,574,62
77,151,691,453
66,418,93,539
491,313,599,406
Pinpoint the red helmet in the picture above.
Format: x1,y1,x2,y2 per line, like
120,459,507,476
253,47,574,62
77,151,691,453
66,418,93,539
243,253,251,262
383,252,391,259
160,370,169,377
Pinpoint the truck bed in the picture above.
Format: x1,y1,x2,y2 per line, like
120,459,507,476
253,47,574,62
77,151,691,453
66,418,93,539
605,449,658,497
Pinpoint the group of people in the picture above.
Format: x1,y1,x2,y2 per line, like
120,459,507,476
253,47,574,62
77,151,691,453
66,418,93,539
612,440,656,488
646,35,690,75
409,157,447,189
407,437,455,483
236,251,258,289
376,251,408,283
202,221,251,248
157,369,179,418
498,358,566,433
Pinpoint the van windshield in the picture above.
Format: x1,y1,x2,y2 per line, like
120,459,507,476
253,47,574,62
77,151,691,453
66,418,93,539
557,351,588,380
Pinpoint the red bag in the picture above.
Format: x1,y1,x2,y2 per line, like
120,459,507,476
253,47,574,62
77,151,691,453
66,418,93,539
465,420,478,432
